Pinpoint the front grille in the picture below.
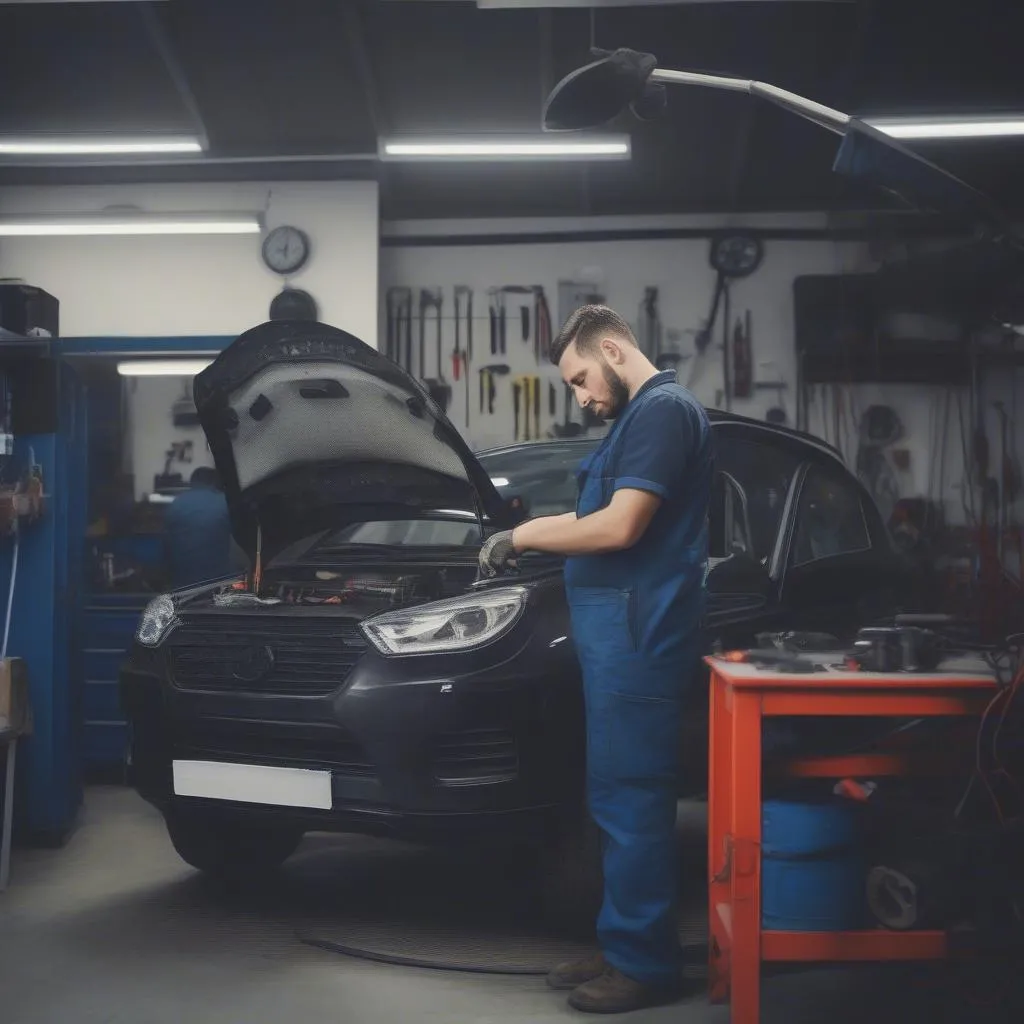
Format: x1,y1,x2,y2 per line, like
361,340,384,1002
175,718,375,777
166,615,368,697
433,729,519,786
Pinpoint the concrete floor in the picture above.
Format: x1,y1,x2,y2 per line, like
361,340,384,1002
0,787,1017,1024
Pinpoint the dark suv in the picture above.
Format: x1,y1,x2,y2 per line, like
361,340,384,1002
120,320,908,889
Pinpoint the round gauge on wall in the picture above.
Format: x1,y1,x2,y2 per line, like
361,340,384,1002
709,233,764,279
261,225,311,276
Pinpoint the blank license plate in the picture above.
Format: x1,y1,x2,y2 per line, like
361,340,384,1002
172,760,333,810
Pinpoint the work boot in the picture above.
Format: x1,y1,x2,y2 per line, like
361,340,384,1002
568,965,683,1014
545,952,607,991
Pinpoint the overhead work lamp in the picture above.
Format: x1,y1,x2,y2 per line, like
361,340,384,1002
541,47,1008,228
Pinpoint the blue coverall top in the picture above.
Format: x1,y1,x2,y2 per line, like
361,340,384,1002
564,369,714,664
163,486,235,590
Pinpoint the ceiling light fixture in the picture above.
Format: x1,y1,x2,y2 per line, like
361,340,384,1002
380,136,630,161
864,117,1024,140
117,360,213,377
0,213,261,236
0,135,203,156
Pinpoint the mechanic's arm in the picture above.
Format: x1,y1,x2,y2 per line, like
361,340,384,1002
511,490,660,555
508,394,696,561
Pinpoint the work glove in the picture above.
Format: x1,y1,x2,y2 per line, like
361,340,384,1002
479,529,518,577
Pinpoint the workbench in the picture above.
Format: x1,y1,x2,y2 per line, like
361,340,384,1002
705,654,998,1024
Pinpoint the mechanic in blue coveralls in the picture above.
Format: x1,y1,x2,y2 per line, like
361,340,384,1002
480,305,713,1015
163,466,236,589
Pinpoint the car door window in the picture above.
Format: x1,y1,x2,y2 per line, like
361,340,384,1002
478,442,599,517
708,471,752,560
714,436,800,564
792,466,871,566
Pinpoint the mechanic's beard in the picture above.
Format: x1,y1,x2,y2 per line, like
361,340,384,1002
597,361,631,421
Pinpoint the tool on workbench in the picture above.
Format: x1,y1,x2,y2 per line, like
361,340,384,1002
454,286,473,428
419,288,449,411
488,288,507,356
478,363,509,416
850,626,942,673
385,287,412,369
533,286,553,364
721,648,818,673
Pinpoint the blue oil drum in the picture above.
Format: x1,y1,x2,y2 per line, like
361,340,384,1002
761,799,867,931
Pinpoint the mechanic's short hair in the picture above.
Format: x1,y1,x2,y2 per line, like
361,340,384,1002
550,304,637,365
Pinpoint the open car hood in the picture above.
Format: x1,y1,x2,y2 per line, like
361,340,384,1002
193,320,510,565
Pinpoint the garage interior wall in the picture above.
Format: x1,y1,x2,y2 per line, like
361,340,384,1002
0,181,380,342
381,212,1023,537
381,213,860,448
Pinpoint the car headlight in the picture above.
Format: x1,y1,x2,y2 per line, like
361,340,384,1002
360,587,527,656
135,594,178,648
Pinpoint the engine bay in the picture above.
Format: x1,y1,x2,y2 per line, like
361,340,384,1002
197,560,481,618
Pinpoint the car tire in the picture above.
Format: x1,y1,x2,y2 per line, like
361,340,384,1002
539,808,604,938
165,812,303,879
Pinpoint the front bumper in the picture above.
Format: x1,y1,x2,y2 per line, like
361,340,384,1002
120,608,583,842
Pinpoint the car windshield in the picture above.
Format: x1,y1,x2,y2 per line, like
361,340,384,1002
321,516,482,548
477,441,599,517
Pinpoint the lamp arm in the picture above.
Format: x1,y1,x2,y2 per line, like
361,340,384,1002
649,68,850,135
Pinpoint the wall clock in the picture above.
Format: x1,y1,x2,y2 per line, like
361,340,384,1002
261,225,311,276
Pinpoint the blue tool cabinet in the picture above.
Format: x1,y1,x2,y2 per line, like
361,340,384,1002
0,352,89,843
0,335,231,841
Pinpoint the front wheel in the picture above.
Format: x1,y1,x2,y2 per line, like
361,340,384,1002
165,811,303,879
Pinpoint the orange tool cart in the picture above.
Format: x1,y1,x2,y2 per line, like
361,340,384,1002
705,654,999,1024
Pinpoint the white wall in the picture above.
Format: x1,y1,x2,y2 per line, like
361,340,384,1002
381,212,1024,540
0,181,380,343
124,375,214,501
380,213,874,452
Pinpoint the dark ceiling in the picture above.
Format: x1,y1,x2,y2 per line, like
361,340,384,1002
1,0,1023,220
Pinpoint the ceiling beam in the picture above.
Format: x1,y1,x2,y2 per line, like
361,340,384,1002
342,2,388,138
342,2,389,204
136,2,210,150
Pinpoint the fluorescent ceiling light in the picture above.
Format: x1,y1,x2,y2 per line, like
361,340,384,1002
865,117,1024,140
117,360,213,377
0,135,203,155
0,213,261,236
380,136,630,161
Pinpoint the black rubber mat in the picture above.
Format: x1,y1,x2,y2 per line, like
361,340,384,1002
290,834,709,976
